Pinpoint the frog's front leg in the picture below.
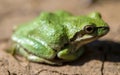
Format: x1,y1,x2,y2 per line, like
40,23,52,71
57,47,84,61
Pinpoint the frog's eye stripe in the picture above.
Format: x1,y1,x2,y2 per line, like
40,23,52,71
95,26,110,31
96,26,109,28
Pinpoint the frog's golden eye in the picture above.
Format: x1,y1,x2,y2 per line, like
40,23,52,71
84,25,95,34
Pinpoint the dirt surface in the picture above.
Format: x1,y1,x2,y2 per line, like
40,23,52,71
0,0,120,75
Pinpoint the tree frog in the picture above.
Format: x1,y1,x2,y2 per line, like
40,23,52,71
10,10,109,65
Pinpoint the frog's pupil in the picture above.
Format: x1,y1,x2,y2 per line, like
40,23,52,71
86,27,93,32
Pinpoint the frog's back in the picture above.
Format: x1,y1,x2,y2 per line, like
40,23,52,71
12,11,72,50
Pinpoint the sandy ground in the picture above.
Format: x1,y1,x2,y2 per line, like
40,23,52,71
0,0,120,75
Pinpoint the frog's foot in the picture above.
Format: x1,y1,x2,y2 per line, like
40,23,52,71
14,45,62,65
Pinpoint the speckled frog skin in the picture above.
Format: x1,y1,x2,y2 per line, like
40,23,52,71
10,10,109,65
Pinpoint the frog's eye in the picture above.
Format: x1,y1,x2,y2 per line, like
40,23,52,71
84,25,95,34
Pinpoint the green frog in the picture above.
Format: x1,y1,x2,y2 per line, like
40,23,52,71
10,10,109,65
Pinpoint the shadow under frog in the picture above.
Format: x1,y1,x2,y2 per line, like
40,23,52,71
65,40,120,66
4,39,120,66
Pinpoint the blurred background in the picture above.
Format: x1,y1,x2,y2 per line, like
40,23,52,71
0,0,120,42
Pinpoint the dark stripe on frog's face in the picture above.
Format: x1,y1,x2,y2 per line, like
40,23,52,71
68,26,109,51
70,26,109,44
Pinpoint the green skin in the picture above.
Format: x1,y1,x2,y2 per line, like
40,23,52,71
10,10,109,65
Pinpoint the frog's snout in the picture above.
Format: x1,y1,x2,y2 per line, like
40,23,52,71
103,26,109,34
97,26,109,36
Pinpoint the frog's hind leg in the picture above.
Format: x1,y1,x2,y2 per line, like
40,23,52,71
6,43,18,55
14,45,62,65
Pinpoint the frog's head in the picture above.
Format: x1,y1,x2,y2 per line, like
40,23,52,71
70,12,109,46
